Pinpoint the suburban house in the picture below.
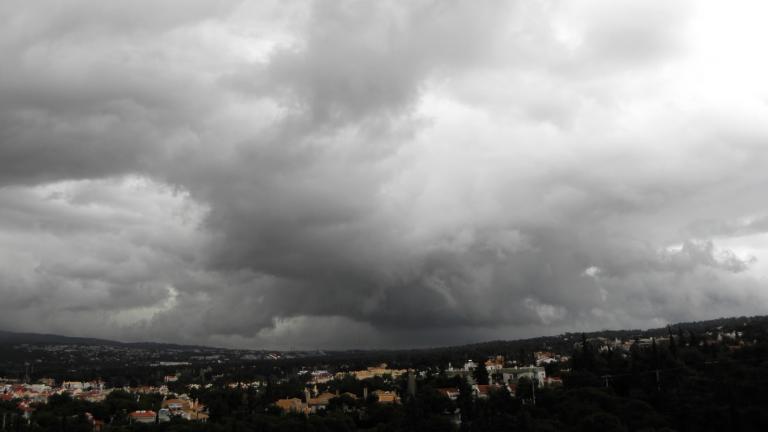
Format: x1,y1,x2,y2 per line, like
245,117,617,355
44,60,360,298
472,384,501,399
275,398,310,415
128,410,156,424
437,388,460,401
306,391,337,413
161,397,208,421
372,390,400,404
500,366,546,386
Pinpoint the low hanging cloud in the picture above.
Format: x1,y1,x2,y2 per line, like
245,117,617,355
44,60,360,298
2,0,768,349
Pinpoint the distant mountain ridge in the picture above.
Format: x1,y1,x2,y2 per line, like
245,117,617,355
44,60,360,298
0,330,221,351
2,314,766,354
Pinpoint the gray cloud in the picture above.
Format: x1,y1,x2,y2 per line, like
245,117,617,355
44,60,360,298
1,0,768,349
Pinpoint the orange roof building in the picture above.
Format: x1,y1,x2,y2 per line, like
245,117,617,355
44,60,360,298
129,410,156,424
372,390,400,404
275,398,310,415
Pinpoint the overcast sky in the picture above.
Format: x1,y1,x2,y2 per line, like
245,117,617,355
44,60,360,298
2,0,768,350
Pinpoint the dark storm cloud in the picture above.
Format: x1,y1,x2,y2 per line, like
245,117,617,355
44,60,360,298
2,0,768,349
0,0,242,186
256,0,509,121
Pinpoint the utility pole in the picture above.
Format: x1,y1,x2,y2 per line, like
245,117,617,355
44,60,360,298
531,378,536,406
602,375,610,388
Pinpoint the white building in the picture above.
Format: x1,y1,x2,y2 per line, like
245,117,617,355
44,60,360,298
500,367,546,386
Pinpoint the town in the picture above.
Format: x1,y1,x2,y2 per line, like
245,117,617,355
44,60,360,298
1,315,764,431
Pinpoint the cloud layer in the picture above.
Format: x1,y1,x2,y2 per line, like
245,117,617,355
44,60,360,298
2,0,768,349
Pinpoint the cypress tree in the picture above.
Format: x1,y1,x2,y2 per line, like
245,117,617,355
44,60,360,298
668,325,678,358
473,364,489,385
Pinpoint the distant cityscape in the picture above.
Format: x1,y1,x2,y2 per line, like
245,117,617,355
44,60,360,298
0,316,757,430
